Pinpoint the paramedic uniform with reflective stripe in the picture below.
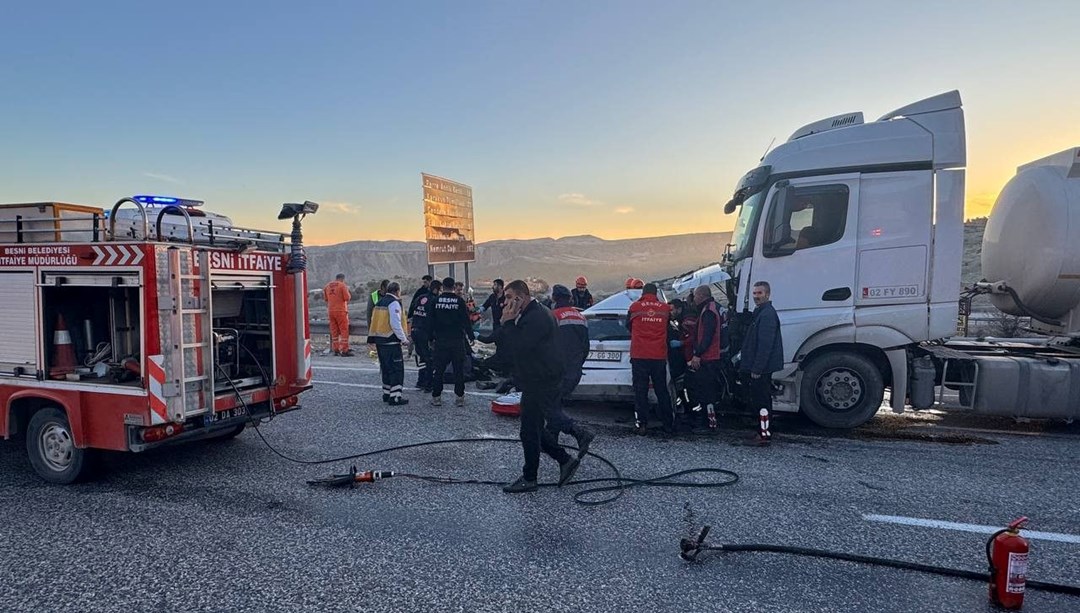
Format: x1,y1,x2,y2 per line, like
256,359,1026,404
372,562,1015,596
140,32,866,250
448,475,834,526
626,292,674,429
323,280,351,354
367,294,409,402
411,292,435,389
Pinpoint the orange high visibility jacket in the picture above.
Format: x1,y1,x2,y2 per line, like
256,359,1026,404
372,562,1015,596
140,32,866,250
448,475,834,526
323,281,351,313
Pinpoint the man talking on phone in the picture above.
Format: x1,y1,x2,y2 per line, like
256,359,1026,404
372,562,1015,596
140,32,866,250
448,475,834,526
497,280,583,493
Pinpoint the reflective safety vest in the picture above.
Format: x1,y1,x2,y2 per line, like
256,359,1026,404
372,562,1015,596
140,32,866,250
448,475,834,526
367,294,408,344
628,293,671,360
695,299,724,361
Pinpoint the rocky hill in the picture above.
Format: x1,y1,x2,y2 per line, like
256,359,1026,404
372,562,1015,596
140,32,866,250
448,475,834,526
307,233,732,293
307,219,989,295
963,217,987,284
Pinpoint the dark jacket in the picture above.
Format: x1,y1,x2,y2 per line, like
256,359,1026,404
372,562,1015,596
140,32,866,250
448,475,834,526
482,291,506,329
570,288,594,310
411,292,435,335
431,291,475,345
407,285,430,320
740,301,783,375
553,303,590,373
496,299,563,391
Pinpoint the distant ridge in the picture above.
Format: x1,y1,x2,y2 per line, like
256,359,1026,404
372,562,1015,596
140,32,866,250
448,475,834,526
307,232,731,292
307,220,988,293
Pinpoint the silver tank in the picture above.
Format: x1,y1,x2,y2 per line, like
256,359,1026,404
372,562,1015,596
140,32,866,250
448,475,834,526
981,148,1080,330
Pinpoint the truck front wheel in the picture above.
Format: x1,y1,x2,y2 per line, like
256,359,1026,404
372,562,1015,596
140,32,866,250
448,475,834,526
800,353,884,428
26,407,95,484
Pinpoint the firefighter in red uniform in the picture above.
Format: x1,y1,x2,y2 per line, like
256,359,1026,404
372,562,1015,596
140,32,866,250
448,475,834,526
689,285,725,429
626,283,674,434
323,273,354,356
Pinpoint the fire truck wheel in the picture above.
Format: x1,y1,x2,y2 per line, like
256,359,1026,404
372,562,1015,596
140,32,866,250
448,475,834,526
800,352,884,429
212,425,246,440
26,407,96,484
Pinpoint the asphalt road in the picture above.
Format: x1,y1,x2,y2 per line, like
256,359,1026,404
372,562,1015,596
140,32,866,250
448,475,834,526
2,356,1078,613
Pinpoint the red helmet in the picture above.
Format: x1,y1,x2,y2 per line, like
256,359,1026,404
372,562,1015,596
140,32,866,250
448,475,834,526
631,278,645,289
575,276,588,287
625,277,636,289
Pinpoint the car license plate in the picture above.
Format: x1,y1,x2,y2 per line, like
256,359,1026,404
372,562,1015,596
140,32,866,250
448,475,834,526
588,351,622,362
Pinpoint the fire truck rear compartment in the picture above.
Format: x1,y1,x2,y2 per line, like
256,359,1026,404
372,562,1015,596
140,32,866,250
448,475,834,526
42,282,142,386
211,284,274,392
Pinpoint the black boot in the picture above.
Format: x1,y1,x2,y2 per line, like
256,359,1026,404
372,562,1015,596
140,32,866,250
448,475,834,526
558,457,581,486
571,426,595,459
503,476,538,493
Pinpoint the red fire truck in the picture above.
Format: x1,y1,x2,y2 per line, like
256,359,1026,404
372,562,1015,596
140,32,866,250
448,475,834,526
0,196,316,483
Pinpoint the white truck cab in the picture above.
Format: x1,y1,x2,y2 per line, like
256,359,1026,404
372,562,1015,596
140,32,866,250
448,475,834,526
722,91,966,427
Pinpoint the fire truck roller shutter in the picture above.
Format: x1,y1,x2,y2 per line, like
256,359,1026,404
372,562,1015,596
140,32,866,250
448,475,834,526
0,271,38,373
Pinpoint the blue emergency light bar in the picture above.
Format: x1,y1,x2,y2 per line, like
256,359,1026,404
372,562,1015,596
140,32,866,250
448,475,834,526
133,194,205,208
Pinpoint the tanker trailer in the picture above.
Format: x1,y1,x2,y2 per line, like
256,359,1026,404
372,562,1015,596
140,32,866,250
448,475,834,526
982,147,1080,334
922,147,1080,420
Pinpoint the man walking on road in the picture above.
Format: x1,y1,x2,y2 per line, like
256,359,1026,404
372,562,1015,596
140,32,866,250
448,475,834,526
411,279,440,391
430,276,474,407
690,285,726,430
740,281,783,444
548,284,596,453
627,283,674,434
367,282,410,406
498,280,584,493
323,273,354,356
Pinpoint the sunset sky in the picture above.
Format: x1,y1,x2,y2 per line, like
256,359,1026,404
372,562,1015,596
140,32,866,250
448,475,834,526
2,1,1078,245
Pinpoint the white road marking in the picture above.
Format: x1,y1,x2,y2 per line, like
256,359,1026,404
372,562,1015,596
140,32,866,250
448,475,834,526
313,364,384,373
313,379,499,399
863,514,1080,544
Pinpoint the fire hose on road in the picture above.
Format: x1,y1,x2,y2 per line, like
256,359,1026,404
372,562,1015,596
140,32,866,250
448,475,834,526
678,524,1080,606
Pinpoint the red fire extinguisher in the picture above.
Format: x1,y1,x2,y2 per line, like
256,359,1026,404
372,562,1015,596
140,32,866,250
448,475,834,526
987,517,1030,610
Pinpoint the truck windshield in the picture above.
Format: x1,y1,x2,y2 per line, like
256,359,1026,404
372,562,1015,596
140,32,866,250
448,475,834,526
729,190,766,262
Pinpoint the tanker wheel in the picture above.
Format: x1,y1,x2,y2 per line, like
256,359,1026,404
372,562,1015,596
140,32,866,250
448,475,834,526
800,353,884,429
26,407,96,484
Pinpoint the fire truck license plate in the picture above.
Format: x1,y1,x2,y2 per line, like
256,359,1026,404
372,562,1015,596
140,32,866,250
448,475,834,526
205,405,248,425
588,351,622,362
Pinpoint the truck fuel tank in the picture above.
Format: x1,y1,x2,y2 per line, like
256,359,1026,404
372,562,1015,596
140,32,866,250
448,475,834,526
965,354,1080,420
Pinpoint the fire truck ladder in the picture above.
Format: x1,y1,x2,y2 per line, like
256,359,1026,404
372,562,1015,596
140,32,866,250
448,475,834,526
160,247,214,421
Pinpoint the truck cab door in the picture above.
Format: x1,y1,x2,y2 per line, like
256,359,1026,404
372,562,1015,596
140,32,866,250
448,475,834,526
746,174,860,364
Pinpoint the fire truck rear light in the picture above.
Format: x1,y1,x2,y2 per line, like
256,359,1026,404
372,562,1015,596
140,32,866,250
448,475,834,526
279,395,299,409
141,423,184,443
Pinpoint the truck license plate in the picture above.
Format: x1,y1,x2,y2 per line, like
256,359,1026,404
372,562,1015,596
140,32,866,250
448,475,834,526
588,351,622,362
